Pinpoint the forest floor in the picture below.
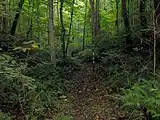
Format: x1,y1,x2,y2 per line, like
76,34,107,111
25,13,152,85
54,63,127,120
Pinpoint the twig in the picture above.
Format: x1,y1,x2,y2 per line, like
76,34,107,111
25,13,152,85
18,94,25,118
153,10,156,76
127,109,135,120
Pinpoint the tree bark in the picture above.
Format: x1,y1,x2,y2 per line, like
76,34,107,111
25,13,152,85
26,0,34,38
116,0,119,36
95,0,100,35
154,0,160,26
36,0,40,42
2,0,7,32
90,0,96,38
89,0,96,70
10,0,25,35
60,0,66,59
82,0,88,51
48,0,56,65
140,0,147,28
122,0,132,52
66,0,75,55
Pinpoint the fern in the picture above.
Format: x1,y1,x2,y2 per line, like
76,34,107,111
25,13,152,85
122,79,160,117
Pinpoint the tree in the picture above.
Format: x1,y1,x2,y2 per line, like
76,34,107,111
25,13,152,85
26,0,34,38
1,0,7,32
89,0,96,70
122,0,132,51
89,0,100,37
82,0,88,51
116,0,119,36
60,0,66,59
48,0,56,65
10,0,25,35
95,0,100,35
36,0,40,42
140,0,147,28
154,0,160,26
66,0,75,55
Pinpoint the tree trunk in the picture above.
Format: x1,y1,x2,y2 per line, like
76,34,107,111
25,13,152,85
122,0,132,52
48,0,56,66
95,0,100,35
89,0,96,70
2,0,7,32
90,0,96,38
82,0,88,51
56,0,60,27
154,0,160,26
140,0,147,28
66,0,75,55
116,0,119,36
10,0,25,35
26,0,34,38
60,0,66,59
30,0,34,37
36,0,40,42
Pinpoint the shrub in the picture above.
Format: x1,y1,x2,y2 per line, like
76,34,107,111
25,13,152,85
0,57,68,119
0,62,45,118
77,48,100,63
121,79,160,119
0,112,11,120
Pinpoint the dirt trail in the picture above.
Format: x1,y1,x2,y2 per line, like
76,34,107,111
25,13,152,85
69,64,124,120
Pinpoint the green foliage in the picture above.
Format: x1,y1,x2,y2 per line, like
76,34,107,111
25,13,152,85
0,112,11,120
55,114,73,120
77,48,99,62
122,79,160,118
100,45,153,92
0,54,68,118
0,62,44,117
26,62,66,96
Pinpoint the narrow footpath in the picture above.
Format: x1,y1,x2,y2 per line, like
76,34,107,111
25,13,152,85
68,64,125,120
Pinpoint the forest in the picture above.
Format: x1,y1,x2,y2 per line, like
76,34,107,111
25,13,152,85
0,0,160,119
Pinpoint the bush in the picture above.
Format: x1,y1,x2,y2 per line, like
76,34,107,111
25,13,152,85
101,49,152,92
26,62,67,97
0,112,11,120
0,57,68,119
121,79,160,119
0,62,45,118
77,48,100,63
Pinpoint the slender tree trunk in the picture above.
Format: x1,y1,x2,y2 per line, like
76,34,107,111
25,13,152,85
89,0,96,70
2,0,7,32
36,0,40,42
48,0,56,66
122,0,132,52
66,0,75,55
82,0,88,51
8,0,11,29
127,0,130,16
26,0,34,38
95,0,100,35
140,0,147,28
56,0,60,27
60,0,66,59
154,0,160,26
11,0,25,35
90,0,96,37
27,0,31,38
153,0,160,74
116,0,119,35
30,0,34,37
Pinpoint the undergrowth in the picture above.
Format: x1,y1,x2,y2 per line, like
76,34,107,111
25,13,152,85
122,77,160,119
0,51,76,119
